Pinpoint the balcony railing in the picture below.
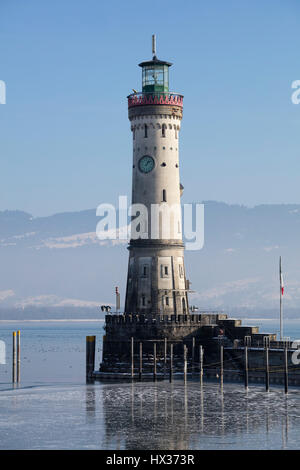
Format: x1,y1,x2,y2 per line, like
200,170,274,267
127,92,183,109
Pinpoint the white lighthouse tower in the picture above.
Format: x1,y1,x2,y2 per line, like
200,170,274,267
125,36,189,316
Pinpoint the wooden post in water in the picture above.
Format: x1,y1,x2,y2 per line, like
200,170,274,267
139,342,142,381
164,337,167,376
192,337,195,376
199,345,203,384
265,346,270,392
86,336,96,381
17,330,21,383
244,345,248,390
12,331,16,384
153,342,157,381
220,345,224,387
284,346,288,394
183,344,187,382
131,337,134,378
169,343,173,383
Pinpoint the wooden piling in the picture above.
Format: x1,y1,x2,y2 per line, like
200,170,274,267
265,346,270,392
244,346,248,390
220,345,224,387
164,337,167,376
12,331,16,384
153,342,157,381
131,337,134,378
199,345,203,384
86,336,96,380
139,342,142,381
284,346,288,394
192,337,195,375
183,344,187,382
17,330,20,383
169,343,173,382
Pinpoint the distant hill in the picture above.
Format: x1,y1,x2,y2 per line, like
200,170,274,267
0,201,299,319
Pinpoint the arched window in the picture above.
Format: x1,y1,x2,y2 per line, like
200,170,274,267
144,124,148,138
133,128,135,140
162,189,167,202
182,297,186,314
175,127,178,139
162,124,166,138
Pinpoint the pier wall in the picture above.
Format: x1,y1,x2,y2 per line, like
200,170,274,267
103,313,276,348
99,313,300,384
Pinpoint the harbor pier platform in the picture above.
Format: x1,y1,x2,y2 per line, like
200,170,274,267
86,312,300,388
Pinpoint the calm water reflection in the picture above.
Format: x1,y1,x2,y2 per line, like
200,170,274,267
89,381,297,450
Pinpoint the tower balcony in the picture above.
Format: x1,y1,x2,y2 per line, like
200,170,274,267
127,92,183,109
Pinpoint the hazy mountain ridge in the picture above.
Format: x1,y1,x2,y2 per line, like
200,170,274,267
0,201,299,318
0,209,97,239
1,201,300,245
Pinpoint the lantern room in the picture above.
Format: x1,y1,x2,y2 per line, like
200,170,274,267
139,58,172,94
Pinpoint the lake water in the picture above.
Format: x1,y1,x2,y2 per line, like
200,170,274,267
0,319,300,450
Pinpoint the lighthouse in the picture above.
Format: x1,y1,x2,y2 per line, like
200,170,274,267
98,38,283,380
124,36,190,316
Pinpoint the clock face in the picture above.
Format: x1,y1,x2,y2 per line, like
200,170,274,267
138,155,155,174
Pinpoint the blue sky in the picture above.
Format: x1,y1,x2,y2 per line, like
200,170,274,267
1,0,300,216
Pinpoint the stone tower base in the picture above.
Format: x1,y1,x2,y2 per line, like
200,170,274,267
99,313,277,374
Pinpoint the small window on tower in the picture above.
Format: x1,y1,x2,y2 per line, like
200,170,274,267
162,189,167,202
161,264,170,278
142,296,146,307
162,124,166,138
133,128,136,140
142,265,148,277
166,297,169,306
175,128,178,139
179,265,184,278
144,124,148,138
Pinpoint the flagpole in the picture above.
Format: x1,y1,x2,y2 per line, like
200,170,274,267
280,256,283,341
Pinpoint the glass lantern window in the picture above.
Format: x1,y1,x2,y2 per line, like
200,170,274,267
143,66,163,86
142,65,169,92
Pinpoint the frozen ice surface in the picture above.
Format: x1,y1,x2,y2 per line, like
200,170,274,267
0,321,300,450
0,381,300,449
